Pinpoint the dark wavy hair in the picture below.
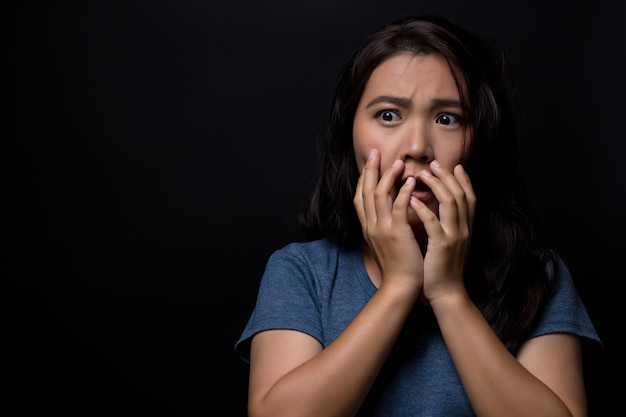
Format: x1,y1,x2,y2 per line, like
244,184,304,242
298,15,556,353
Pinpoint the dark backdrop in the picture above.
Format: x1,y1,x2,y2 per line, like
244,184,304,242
4,1,625,416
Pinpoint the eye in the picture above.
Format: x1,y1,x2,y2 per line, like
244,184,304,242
376,110,401,123
436,113,462,126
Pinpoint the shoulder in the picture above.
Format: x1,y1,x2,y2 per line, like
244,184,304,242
541,252,585,303
267,238,345,269
259,238,367,301
530,252,603,350
278,237,342,254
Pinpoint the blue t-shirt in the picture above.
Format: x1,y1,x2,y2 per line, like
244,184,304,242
235,238,602,416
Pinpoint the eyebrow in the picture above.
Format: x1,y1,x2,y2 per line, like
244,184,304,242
365,95,412,108
365,95,463,109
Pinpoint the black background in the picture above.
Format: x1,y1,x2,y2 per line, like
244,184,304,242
4,1,625,416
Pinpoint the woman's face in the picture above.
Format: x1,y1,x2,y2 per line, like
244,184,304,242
352,52,472,228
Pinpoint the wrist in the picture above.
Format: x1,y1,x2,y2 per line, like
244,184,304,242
428,288,471,315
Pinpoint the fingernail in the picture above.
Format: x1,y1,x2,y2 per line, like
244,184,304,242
392,159,402,167
431,160,441,168
368,149,376,159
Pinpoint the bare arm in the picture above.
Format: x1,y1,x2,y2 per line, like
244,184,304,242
247,153,588,417
417,161,587,417
430,293,586,417
248,281,417,417
247,149,423,417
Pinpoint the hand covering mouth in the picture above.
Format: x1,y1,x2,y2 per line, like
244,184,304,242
397,177,431,193
412,181,431,193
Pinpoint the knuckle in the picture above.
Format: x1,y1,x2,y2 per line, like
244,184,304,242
421,209,438,222
373,188,386,199
439,194,455,205
451,188,465,200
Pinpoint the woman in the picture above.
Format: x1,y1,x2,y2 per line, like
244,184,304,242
236,15,601,417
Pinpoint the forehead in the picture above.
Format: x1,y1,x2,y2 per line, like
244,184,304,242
362,52,465,100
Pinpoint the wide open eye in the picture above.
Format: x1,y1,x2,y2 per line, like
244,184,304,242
376,110,401,123
435,113,462,126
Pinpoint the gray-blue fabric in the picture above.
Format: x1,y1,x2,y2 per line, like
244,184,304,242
235,238,602,416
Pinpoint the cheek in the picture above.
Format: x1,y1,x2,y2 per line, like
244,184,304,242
353,113,403,175
353,139,393,175
352,123,372,172
353,144,368,172
435,140,471,169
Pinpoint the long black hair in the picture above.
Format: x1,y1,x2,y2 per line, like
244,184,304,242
298,15,556,354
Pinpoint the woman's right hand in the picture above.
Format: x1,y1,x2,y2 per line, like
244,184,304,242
353,149,424,295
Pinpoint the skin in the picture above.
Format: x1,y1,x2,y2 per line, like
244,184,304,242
247,52,587,417
351,52,473,291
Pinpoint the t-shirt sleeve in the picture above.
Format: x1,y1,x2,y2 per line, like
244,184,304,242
527,256,603,354
234,243,324,364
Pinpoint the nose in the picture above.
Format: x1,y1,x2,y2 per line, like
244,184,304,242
400,122,433,163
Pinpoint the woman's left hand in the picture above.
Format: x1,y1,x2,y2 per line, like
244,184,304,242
411,160,476,303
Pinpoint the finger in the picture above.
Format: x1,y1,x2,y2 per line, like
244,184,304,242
360,149,381,223
430,160,467,207
409,190,442,237
392,175,415,223
374,159,404,221
453,164,476,230
431,162,473,235
423,161,467,231
419,168,457,233
354,164,367,230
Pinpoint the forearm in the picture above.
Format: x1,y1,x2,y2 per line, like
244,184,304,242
251,282,418,417
430,292,573,417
